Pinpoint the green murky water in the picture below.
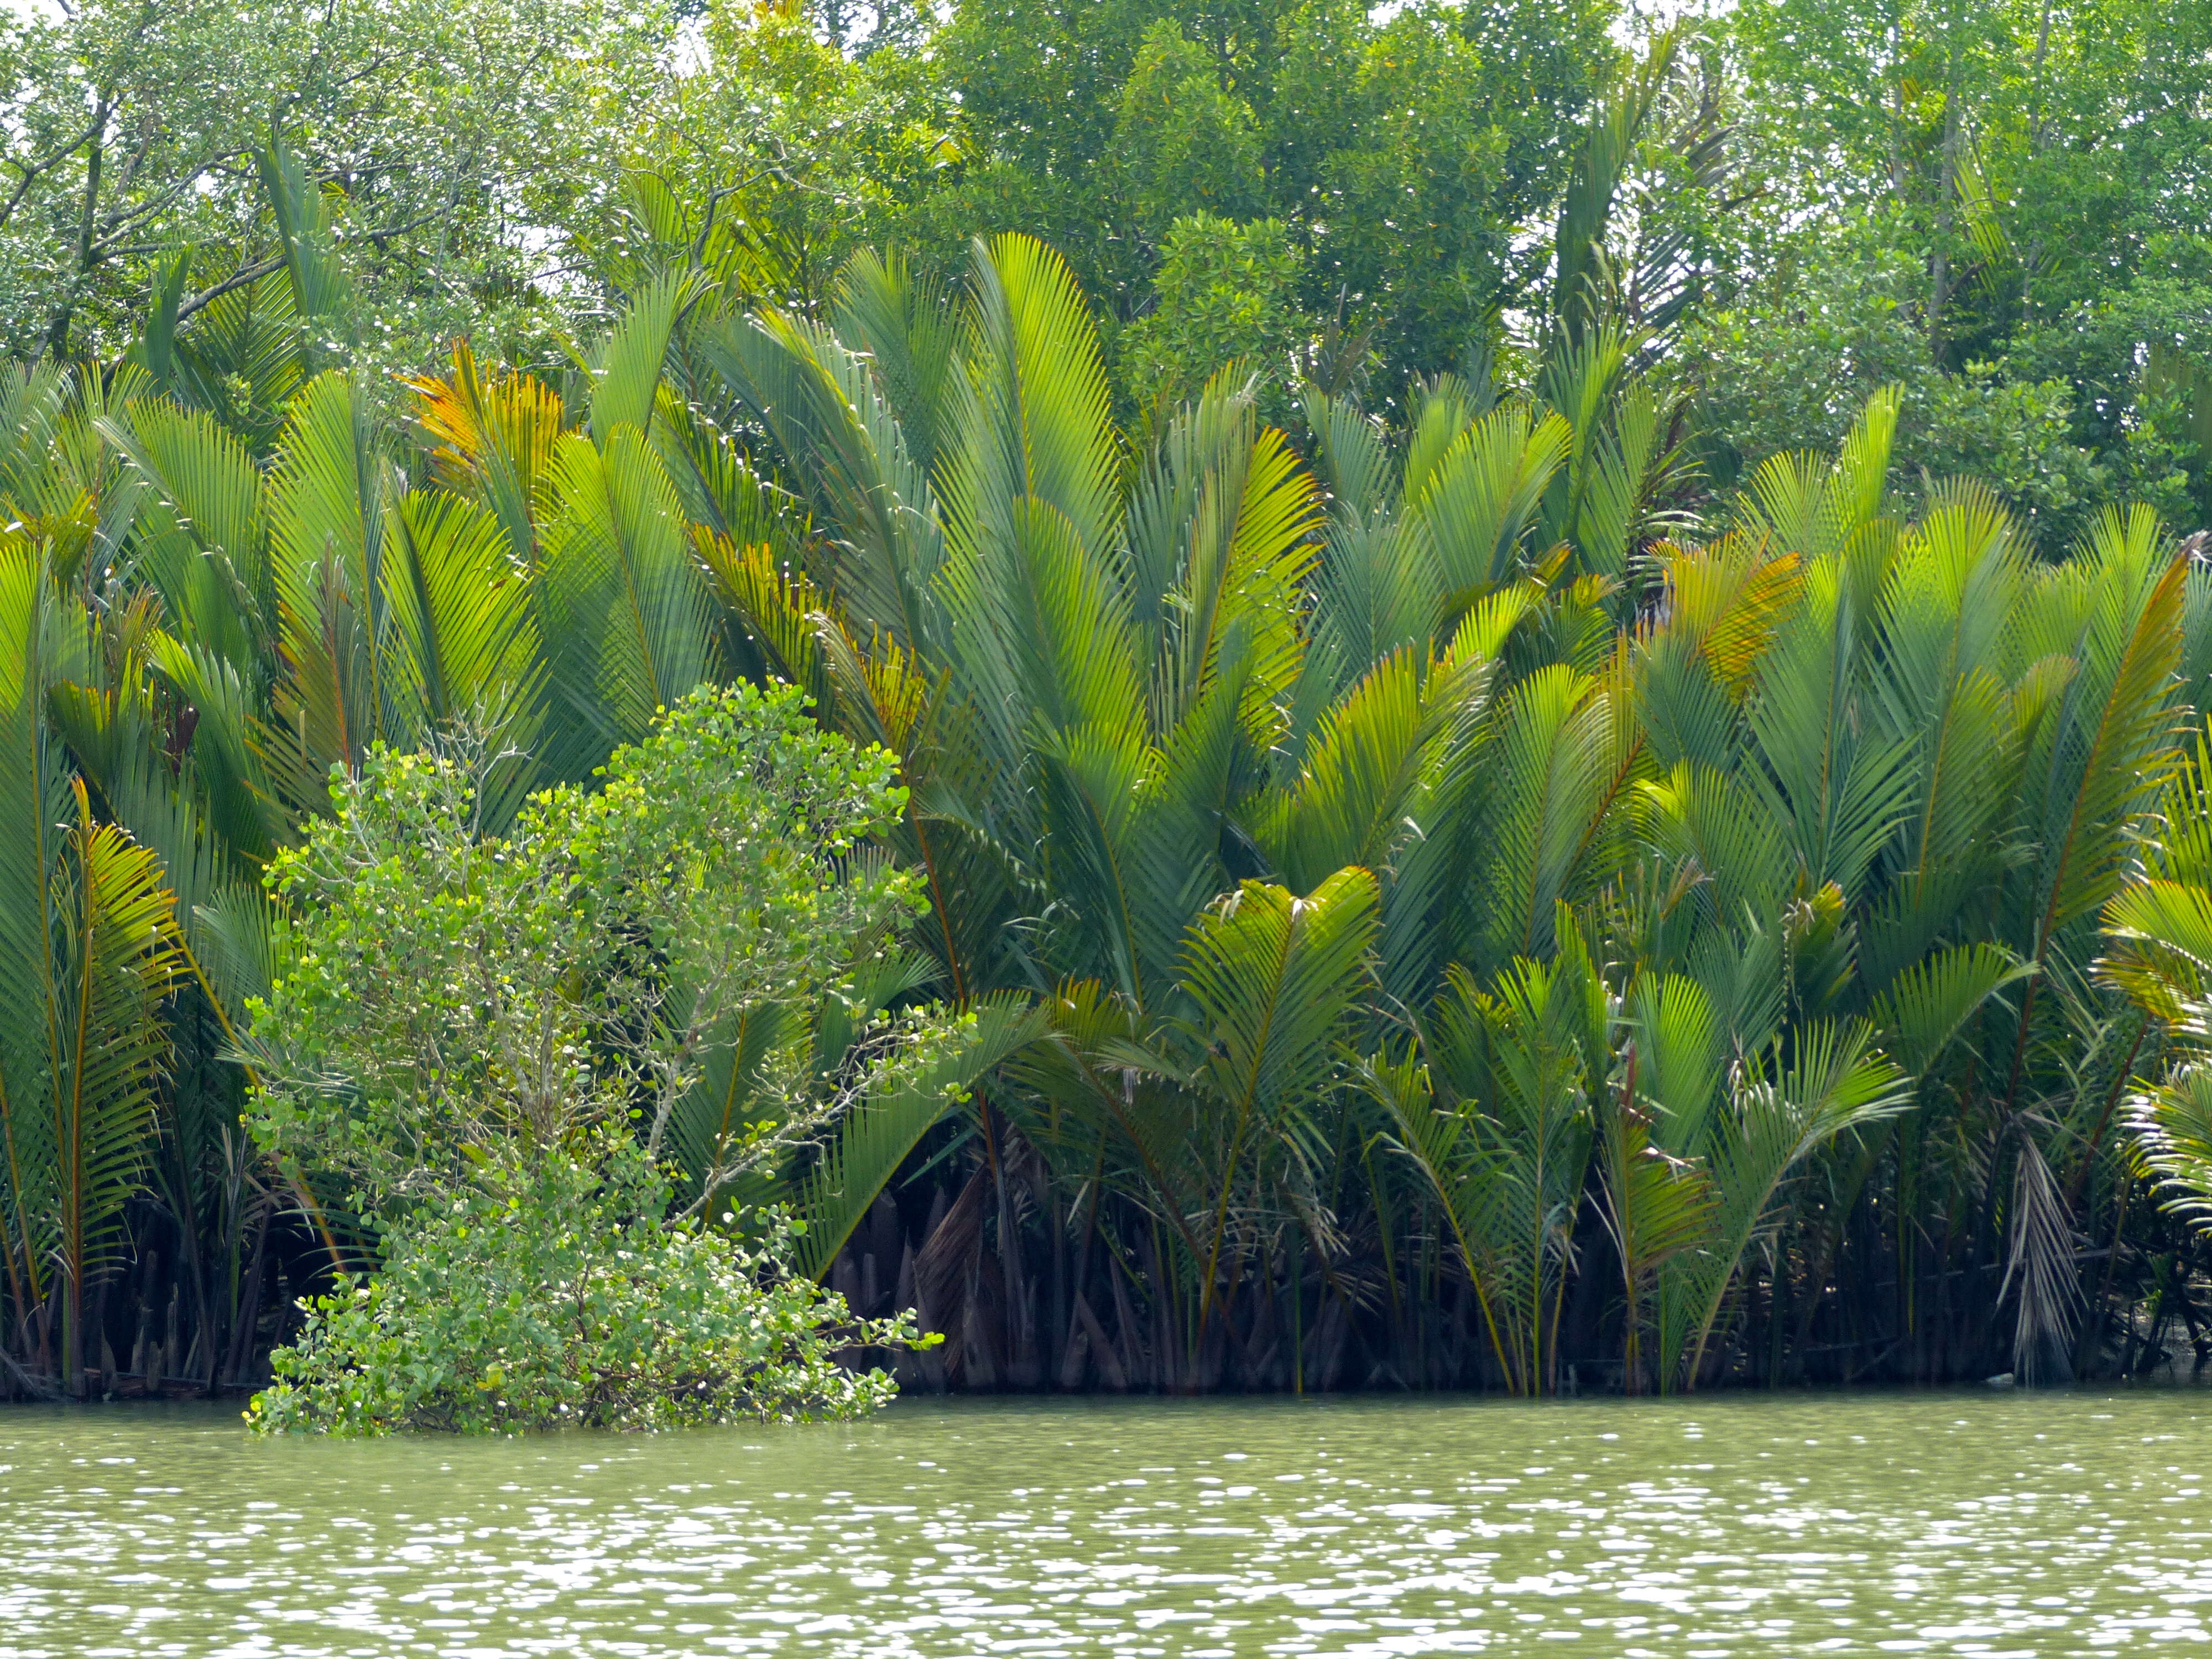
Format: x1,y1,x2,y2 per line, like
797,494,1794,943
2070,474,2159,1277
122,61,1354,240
2,1389,2209,1656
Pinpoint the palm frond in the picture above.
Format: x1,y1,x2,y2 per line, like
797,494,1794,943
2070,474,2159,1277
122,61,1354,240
588,270,695,444
794,994,1046,1281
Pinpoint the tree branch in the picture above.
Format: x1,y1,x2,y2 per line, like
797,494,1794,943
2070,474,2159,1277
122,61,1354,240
175,257,286,322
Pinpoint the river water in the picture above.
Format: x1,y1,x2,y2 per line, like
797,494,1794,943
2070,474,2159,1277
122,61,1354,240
1,1388,2207,1657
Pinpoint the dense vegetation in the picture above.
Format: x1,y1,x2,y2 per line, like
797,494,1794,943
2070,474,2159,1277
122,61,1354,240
2,0,2210,1409
243,686,947,1431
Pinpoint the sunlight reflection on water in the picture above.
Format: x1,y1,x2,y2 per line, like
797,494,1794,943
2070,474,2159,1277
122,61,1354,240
1,1389,2208,1656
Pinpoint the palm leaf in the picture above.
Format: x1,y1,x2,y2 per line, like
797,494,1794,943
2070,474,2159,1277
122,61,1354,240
1478,663,1617,966
383,489,546,820
407,342,567,571
1866,943,2032,1073
48,786,188,1381
538,427,721,757
257,134,358,357
794,994,1046,1281
588,270,694,444
1668,1019,1909,1389
0,551,69,1321
1413,404,1573,592
1176,869,1380,1328
948,234,1123,566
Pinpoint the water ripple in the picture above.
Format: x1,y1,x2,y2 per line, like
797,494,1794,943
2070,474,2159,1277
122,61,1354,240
0,1391,2208,1656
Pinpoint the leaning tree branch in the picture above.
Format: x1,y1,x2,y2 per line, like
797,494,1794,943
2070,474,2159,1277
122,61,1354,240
174,257,287,322
0,107,114,233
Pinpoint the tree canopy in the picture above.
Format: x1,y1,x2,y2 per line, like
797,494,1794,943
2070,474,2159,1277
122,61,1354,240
7,0,2203,539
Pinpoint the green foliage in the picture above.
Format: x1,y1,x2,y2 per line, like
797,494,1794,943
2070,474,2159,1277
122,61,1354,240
925,0,1623,383
1116,24,1265,241
1695,0,2212,536
247,1136,919,1434
1120,216,1309,426
606,0,963,315
2103,722,2212,1228
245,682,937,1211
241,684,980,1430
0,0,676,369
0,550,190,1394
1677,238,2128,546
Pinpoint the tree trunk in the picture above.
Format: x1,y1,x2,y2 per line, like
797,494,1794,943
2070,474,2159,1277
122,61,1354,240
221,1199,272,1390
2020,0,2056,314
1929,66,1963,364
65,1269,84,1399
1887,8,1907,204
46,112,107,362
